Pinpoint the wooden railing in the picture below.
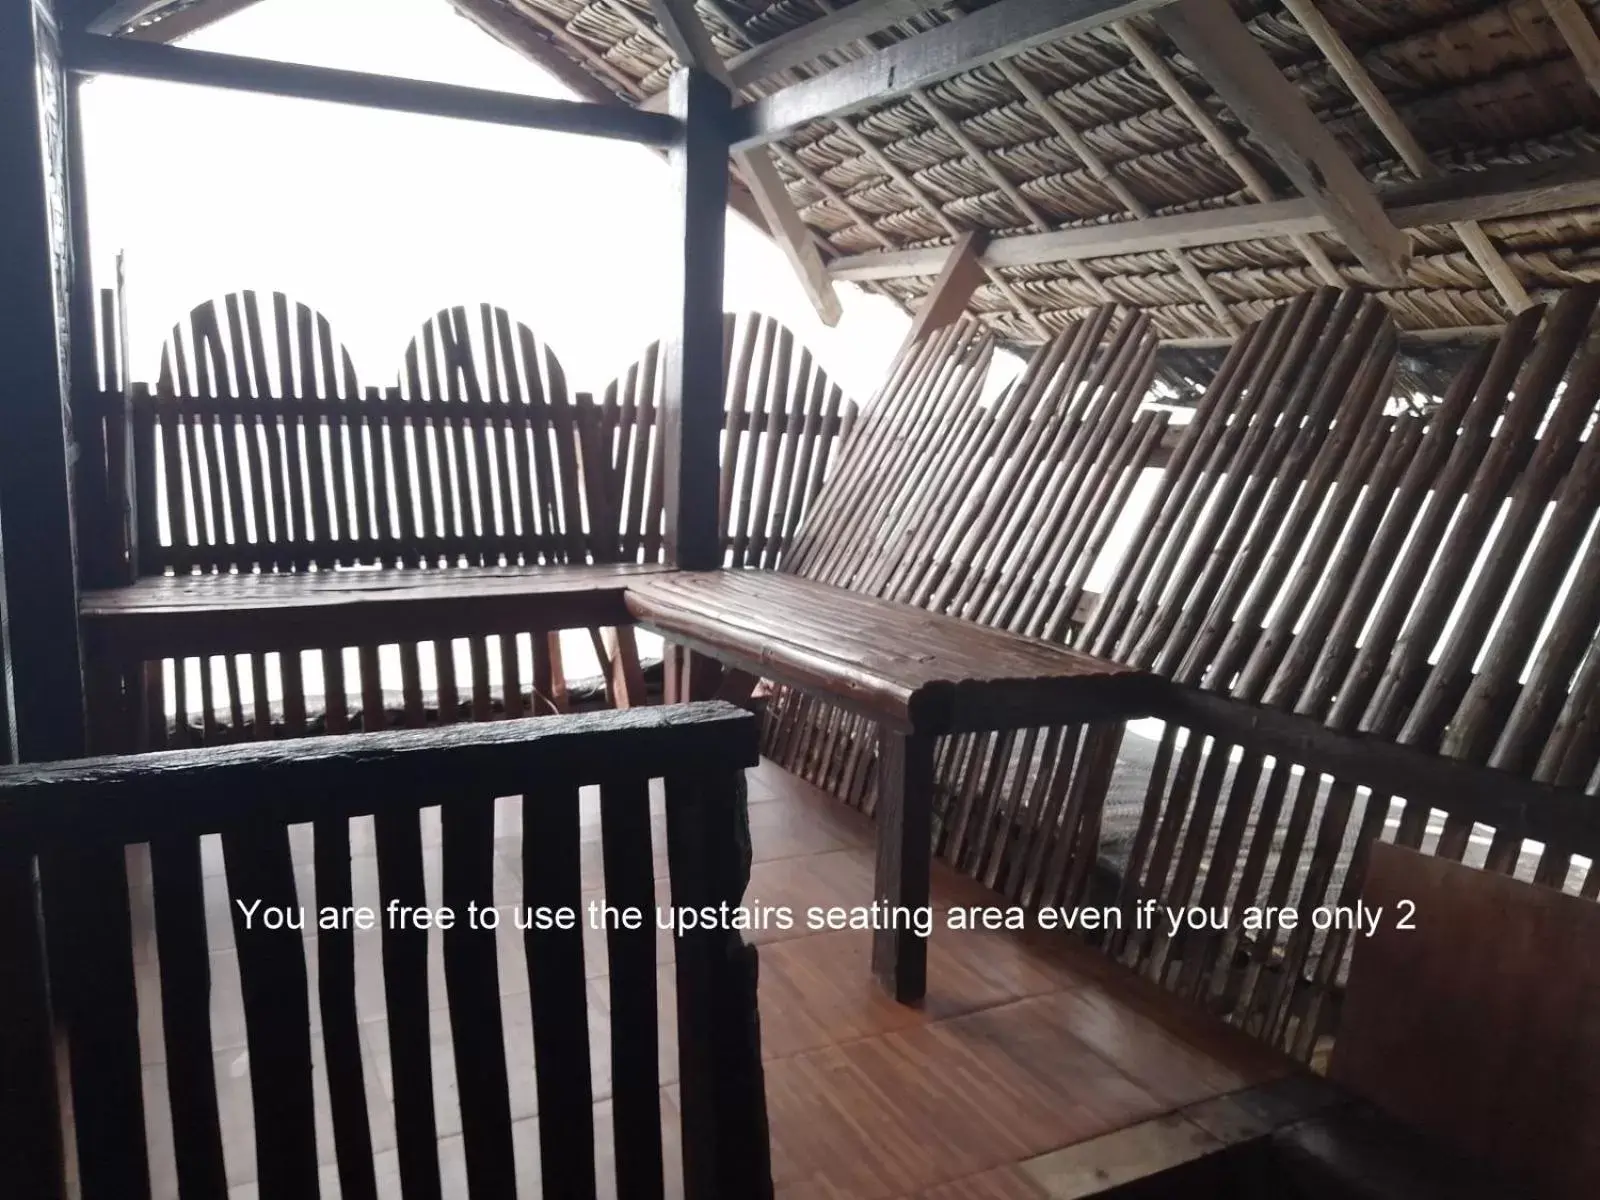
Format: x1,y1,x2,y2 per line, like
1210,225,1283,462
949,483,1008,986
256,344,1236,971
0,702,770,1199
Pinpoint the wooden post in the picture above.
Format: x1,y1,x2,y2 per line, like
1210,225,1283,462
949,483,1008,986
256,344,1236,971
3,12,148,1200
660,68,730,571
0,0,88,763
871,728,935,1003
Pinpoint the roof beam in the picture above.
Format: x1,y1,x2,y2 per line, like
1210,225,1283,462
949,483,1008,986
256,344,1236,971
1114,20,1341,287
730,0,1175,150
828,150,1600,280
1153,0,1410,285
84,1,268,40
724,0,942,88
649,0,843,324
63,31,681,143
1280,0,1530,313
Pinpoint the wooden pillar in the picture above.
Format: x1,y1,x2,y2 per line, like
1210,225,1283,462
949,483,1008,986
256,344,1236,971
0,0,87,764
0,10,83,1197
660,68,730,572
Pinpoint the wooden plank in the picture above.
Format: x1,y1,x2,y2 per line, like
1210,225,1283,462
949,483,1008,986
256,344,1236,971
375,806,443,1200
899,232,988,351
1334,845,1600,1199
521,779,597,1198
314,814,380,1200
149,837,228,1197
90,0,267,40
80,563,669,660
64,33,681,144
624,570,1152,734
726,0,942,88
1152,0,1407,283
829,150,1600,281
731,0,1174,148
223,825,320,1199
1280,0,1529,311
599,777,665,1197
661,69,731,569
442,792,517,1197
664,766,773,1197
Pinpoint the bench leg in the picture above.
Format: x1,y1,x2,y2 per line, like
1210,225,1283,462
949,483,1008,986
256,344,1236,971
871,728,934,1005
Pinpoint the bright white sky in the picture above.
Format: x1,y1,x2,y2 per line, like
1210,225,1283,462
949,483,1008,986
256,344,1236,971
78,0,912,400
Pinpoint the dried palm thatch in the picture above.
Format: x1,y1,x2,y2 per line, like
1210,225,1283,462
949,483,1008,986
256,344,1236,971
455,0,1600,362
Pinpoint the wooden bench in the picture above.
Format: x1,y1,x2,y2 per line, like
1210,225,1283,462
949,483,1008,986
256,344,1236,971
75,291,855,746
625,568,1156,1001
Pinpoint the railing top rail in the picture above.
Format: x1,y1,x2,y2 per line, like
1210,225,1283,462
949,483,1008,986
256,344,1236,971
0,702,756,851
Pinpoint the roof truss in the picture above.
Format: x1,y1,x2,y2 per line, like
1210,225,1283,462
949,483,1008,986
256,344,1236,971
1152,0,1410,285
730,0,1174,150
828,152,1600,281
650,0,842,324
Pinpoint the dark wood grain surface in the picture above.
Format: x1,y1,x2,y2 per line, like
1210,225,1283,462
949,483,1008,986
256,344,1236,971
627,569,1154,733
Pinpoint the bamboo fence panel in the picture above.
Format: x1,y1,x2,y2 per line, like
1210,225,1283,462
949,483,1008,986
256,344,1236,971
765,307,1169,916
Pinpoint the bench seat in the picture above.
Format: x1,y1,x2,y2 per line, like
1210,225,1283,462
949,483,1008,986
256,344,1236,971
624,570,1153,733
81,563,671,660
626,569,1155,1002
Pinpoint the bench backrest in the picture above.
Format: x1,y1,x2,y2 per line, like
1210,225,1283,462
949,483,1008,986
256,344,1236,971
106,293,855,577
0,703,770,1200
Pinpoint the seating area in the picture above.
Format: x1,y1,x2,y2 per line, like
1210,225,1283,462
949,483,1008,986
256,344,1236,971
7,2,1600,1197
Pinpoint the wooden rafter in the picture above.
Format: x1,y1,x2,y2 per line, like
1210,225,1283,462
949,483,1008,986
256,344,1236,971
648,0,843,325
731,0,1174,149
995,58,1239,334
826,150,1600,279
1543,0,1600,99
1113,20,1341,287
833,112,1053,340
1153,0,1410,285
899,231,988,349
65,32,680,143
725,0,943,89
1280,0,1530,313
84,0,265,40
912,86,1118,311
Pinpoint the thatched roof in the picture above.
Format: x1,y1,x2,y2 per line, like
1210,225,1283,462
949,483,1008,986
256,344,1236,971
440,0,1600,348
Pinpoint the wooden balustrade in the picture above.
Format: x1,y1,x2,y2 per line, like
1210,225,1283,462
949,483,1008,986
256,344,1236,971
0,701,769,1199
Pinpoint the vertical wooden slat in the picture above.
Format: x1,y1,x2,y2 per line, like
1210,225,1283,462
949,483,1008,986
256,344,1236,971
150,836,228,1197
314,813,379,1200
375,806,443,1200
599,778,665,1199
0,855,67,1200
442,792,516,1198
665,766,772,1199
223,826,319,1199
522,781,597,1199
44,846,148,1200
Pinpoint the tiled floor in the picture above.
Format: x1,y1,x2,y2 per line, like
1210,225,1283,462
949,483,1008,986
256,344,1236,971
126,758,1295,1198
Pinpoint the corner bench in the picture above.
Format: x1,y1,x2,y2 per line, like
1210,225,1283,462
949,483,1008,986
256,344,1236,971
623,568,1157,1002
